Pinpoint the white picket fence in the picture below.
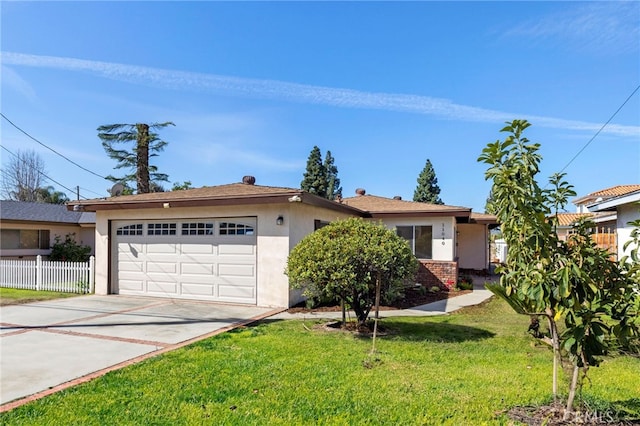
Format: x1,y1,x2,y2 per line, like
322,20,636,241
0,255,95,294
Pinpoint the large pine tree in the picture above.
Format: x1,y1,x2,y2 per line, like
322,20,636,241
413,159,443,204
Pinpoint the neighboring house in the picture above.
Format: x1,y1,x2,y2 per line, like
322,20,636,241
0,200,96,259
588,188,640,262
67,178,496,308
552,185,640,257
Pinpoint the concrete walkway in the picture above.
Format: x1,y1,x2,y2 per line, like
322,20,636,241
0,295,280,411
269,276,495,320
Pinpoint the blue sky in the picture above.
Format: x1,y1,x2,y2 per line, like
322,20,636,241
1,1,638,212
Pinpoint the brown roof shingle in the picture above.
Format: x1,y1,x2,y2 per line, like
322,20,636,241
341,194,471,218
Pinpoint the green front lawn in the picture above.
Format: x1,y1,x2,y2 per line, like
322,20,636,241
2,298,638,425
0,287,80,306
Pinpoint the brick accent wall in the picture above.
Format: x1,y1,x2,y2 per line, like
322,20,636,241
416,260,458,290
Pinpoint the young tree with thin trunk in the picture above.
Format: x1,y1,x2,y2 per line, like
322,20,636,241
97,122,174,194
413,159,443,204
478,119,639,417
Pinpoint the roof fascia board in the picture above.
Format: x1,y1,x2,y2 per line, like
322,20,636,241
588,191,640,212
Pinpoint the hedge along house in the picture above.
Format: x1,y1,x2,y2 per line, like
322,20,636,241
67,177,495,308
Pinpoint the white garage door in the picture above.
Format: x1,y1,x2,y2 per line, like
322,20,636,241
113,218,257,304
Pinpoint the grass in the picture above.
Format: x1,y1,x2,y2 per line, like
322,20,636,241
0,287,81,306
1,298,638,425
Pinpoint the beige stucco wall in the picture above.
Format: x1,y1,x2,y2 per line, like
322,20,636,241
617,203,640,261
0,222,95,259
456,223,488,270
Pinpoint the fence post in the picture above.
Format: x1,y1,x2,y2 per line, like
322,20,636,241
89,256,95,294
36,255,42,291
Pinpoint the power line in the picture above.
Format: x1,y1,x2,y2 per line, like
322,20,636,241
0,144,91,200
1,112,108,180
558,84,640,175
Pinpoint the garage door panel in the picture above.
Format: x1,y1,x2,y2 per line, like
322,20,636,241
147,281,178,294
181,262,215,275
181,244,215,254
218,264,255,277
114,219,256,304
146,243,178,254
181,283,216,296
146,262,178,274
219,285,255,300
118,260,144,272
118,279,144,292
218,244,255,255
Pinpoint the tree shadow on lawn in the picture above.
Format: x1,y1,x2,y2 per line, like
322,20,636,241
257,318,494,343
377,320,495,343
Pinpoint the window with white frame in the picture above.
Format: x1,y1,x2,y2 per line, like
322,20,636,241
397,225,432,259
147,223,177,236
219,222,254,236
181,222,214,235
116,224,143,236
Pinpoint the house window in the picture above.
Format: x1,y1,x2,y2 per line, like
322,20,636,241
181,222,214,235
219,222,254,236
116,224,143,236
147,223,177,236
0,229,50,250
397,225,432,259
314,220,331,231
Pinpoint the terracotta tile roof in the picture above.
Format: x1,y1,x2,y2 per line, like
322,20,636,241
573,184,640,205
555,212,592,227
341,194,470,217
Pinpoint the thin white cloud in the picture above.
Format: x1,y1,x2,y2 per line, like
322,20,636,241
2,52,638,138
1,65,38,102
505,2,640,55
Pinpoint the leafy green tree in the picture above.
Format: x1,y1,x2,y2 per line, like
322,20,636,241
171,181,193,191
478,119,639,417
286,217,418,327
413,159,443,204
49,233,91,262
484,188,497,214
36,185,70,204
323,151,342,201
97,122,175,194
301,146,327,197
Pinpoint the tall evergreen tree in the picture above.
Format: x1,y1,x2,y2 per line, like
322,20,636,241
97,122,174,194
323,150,342,201
413,159,443,204
301,146,328,198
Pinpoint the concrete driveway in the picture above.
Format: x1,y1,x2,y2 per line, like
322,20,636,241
0,295,281,410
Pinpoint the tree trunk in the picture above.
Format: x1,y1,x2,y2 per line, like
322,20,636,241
564,364,580,420
136,123,150,194
545,309,559,399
